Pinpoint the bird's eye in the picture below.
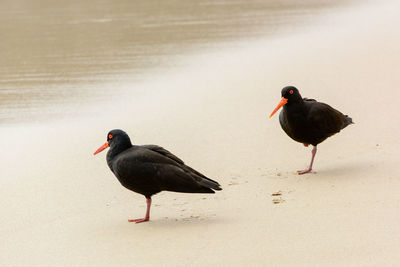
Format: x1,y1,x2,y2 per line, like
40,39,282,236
108,134,113,139
289,90,294,94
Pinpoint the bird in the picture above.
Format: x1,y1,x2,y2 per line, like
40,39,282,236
269,86,353,174
93,129,222,223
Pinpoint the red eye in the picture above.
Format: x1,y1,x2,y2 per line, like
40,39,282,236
108,134,113,139
289,90,294,94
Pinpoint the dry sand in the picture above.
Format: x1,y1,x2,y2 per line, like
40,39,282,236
1,1,400,266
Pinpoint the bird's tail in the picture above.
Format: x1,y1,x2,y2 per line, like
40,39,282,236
342,115,354,129
184,165,222,191
198,177,222,191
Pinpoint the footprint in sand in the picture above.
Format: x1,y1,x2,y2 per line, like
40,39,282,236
271,191,285,204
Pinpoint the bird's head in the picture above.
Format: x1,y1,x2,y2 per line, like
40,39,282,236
269,86,302,118
94,129,132,155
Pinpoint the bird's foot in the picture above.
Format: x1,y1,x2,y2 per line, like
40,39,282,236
128,218,149,224
297,168,315,175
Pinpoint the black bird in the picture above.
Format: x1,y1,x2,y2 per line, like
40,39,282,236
94,129,222,223
269,86,353,174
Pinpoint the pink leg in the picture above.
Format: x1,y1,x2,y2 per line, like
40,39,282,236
128,197,151,223
297,146,317,175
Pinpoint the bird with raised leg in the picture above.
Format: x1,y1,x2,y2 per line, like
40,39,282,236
94,129,222,223
269,86,353,174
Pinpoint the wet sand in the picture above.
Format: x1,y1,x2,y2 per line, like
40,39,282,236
1,0,400,266
0,0,354,122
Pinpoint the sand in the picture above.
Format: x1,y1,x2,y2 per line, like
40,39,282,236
1,1,400,266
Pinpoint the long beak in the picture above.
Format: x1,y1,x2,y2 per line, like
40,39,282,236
269,97,288,118
94,141,109,155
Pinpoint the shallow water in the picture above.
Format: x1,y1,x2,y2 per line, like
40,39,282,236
0,0,354,123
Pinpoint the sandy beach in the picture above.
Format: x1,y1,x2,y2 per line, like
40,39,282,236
1,0,400,266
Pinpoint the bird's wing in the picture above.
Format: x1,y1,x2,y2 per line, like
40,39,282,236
142,145,221,190
308,102,346,134
154,164,221,192
141,145,184,164
113,146,221,192
184,165,221,189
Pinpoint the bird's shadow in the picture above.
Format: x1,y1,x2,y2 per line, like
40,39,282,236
309,159,373,178
140,215,228,229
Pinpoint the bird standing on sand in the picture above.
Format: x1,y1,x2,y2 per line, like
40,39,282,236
94,129,221,223
269,86,353,174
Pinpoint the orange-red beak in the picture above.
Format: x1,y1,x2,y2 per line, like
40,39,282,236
269,97,288,118
94,141,109,155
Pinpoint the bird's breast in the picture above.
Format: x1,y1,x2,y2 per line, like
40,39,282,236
279,107,313,143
